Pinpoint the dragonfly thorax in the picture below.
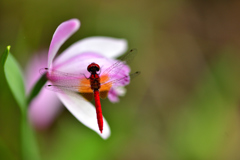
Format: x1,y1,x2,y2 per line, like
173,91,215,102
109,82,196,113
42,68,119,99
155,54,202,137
90,73,101,90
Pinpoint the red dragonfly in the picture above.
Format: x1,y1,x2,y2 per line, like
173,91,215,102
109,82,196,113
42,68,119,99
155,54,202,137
40,49,140,133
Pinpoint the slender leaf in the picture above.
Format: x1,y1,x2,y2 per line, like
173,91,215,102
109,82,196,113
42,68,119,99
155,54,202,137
1,46,26,112
0,46,10,67
1,46,40,160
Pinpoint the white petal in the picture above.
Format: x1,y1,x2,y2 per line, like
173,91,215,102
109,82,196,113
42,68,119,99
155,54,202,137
57,91,111,139
48,19,80,68
55,37,128,65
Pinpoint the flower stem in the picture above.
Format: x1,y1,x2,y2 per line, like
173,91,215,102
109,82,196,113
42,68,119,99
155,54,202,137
21,111,40,160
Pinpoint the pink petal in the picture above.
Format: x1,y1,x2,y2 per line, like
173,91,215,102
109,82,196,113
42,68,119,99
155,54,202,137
25,50,48,93
28,89,63,130
108,87,126,103
108,89,120,102
56,90,111,139
53,52,117,74
48,19,80,68
25,52,62,130
55,37,127,65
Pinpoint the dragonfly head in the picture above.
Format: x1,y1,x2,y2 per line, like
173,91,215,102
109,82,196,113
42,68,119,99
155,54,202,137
87,63,100,73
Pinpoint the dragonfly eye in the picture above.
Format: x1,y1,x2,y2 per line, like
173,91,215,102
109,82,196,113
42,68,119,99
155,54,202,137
87,66,91,72
95,66,100,71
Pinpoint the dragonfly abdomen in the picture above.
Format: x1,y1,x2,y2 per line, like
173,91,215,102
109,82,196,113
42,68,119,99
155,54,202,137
94,90,103,133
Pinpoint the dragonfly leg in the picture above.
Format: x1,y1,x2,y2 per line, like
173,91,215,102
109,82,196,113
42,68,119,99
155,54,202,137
80,73,89,79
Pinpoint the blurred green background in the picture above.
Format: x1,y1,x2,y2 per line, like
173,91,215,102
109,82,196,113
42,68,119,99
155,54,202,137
1,0,240,160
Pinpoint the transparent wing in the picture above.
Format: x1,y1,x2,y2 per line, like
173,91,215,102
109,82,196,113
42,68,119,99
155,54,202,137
44,84,92,93
100,71,141,91
40,68,92,93
100,48,137,80
44,84,94,101
99,71,140,99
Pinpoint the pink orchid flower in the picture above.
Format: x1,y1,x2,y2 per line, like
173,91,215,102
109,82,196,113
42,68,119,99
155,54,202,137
26,51,63,132
27,19,130,139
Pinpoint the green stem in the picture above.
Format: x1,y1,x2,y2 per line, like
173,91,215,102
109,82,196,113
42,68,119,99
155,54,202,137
22,72,47,159
21,111,40,160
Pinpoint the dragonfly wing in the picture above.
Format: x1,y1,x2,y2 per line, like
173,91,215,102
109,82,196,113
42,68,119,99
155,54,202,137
80,92,94,101
101,71,141,87
98,71,141,99
40,68,86,79
45,84,94,102
40,68,93,93
99,74,112,99
40,68,89,87
101,48,137,79
99,90,109,99
98,49,139,99
45,84,92,93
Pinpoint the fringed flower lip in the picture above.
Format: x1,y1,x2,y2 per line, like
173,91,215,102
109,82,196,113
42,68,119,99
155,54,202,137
29,18,137,139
